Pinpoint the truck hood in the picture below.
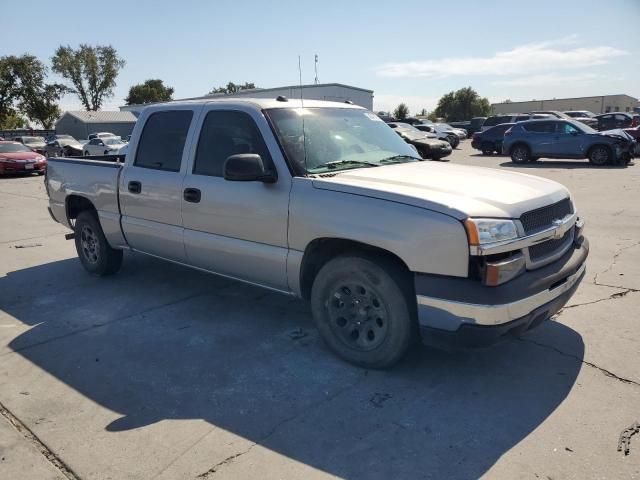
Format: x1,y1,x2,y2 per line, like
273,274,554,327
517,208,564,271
312,161,569,219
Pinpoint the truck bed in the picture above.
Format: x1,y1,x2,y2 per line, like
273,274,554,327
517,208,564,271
46,155,124,236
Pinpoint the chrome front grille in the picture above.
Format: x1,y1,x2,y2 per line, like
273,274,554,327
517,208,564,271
528,227,574,261
520,198,573,234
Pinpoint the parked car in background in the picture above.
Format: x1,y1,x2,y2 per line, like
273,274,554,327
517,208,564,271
481,114,551,131
14,136,47,155
437,123,467,140
413,123,460,148
564,110,597,119
83,137,127,156
387,122,452,160
624,125,640,155
467,117,486,137
471,123,515,155
0,141,47,175
594,112,637,131
502,119,634,165
44,135,84,157
88,132,117,141
533,110,597,129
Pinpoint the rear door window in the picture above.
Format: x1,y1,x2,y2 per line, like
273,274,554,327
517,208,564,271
523,122,555,133
134,110,193,171
484,116,511,127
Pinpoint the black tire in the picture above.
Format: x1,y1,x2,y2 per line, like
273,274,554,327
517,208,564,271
74,210,123,276
481,142,493,155
529,156,540,162
310,254,415,368
588,145,612,166
510,144,530,164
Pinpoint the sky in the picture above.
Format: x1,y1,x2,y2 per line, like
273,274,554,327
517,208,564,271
2,0,639,115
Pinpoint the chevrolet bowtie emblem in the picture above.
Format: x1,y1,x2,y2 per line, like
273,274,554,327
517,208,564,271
551,219,564,240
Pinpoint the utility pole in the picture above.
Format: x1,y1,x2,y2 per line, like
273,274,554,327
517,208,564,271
314,54,319,85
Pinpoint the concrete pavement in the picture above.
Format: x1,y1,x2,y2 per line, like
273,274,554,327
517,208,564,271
0,145,638,479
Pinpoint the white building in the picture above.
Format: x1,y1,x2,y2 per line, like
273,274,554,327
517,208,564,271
120,83,374,116
491,94,639,115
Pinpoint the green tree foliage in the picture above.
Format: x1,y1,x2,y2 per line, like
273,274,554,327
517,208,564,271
0,54,65,128
52,44,125,111
125,79,174,105
0,110,27,129
434,87,491,121
393,103,409,120
419,108,428,116
209,82,256,95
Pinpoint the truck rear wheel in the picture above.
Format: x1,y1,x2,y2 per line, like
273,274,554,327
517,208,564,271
74,211,123,276
310,254,415,368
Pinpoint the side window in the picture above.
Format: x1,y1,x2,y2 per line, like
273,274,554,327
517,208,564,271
558,123,579,134
134,110,193,172
515,115,530,122
193,110,272,178
89,139,99,145
524,122,555,133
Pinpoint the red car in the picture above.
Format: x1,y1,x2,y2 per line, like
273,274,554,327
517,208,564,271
0,141,47,175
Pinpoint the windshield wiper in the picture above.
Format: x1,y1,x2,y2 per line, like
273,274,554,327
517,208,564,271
311,159,381,171
378,154,420,164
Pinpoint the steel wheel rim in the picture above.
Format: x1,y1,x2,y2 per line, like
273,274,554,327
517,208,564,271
326,283,389,351
591,147,608,164
80,225,100,264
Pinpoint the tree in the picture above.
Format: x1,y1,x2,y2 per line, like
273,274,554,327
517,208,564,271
0,54,65,128
209,82,256,95
125,79,174,105
52,44,125,111
21,84,66,129
419,108,428,116
0,110,27,129
393,103,409,120
434,87,491,121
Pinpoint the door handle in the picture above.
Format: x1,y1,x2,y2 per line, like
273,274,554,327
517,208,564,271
128,181,141,194
183,188,201,203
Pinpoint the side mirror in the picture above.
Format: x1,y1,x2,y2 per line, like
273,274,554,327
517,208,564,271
223,154,276,183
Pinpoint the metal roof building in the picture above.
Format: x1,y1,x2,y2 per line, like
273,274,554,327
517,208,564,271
120,83,374,116
491,94,639,115
55,111,138,140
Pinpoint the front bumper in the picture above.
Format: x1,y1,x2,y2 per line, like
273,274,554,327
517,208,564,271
415,235,588,349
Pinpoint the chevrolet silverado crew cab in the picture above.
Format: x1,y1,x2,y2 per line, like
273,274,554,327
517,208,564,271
45,98,588,368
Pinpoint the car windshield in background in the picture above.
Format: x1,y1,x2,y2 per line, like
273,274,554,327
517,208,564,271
58,139,80,146
266,108,419,174
0,143,33,153
570,120,597,134
566,111,596,118
23,136,45,144
105,138,123,145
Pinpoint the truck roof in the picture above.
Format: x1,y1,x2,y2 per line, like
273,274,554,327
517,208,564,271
144,97,366,111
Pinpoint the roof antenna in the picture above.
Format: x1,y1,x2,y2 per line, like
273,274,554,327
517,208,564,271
298,55,308,174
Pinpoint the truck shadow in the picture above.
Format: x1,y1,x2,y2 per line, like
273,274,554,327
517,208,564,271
1,255,584,479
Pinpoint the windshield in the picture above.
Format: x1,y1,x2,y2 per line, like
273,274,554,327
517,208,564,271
266,108,419,174
438,123,454,129
566,111,595,118
104,138,123,145
22,136,45,144
571,120,597,134
0,143,33,153
58,139,80,146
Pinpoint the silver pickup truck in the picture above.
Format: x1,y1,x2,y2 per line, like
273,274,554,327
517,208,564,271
46,98,588,368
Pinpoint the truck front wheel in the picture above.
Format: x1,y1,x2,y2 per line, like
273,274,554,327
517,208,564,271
74,211,123,276
310,255,415,368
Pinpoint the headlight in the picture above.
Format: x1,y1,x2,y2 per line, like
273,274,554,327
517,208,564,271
464,218,518,245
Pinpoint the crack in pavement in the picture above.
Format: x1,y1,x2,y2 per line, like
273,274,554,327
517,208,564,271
0,399,82,480
593,241,640,286
561,288,639,311
195,371,370,478
519,337,640,387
